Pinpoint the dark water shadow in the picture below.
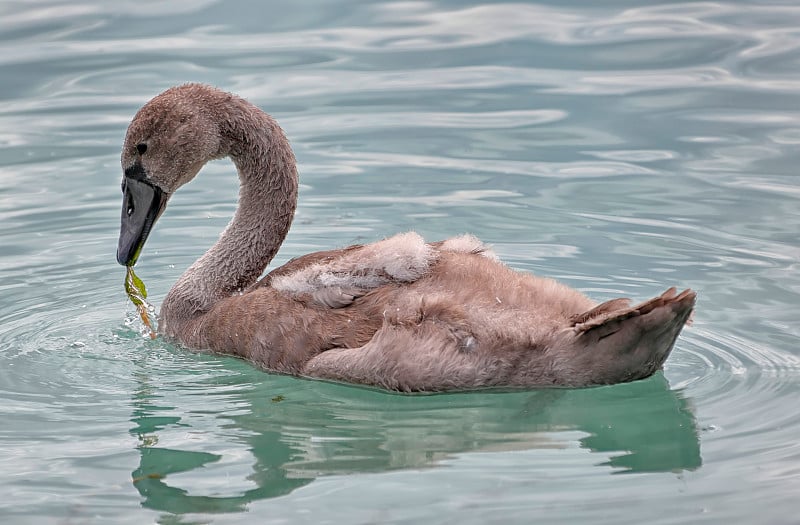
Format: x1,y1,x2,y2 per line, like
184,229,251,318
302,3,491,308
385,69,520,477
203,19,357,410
129,360,701,517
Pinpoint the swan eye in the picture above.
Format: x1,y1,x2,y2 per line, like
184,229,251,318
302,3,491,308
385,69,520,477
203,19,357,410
136,143,148,155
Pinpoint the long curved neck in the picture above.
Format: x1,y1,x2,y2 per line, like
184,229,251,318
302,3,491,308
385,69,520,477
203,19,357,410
161,99,298,337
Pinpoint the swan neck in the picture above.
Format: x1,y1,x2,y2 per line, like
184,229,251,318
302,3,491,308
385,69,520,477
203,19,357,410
162,101,297,334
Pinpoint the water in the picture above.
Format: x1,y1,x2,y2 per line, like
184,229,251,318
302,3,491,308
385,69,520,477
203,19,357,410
1,0,799,522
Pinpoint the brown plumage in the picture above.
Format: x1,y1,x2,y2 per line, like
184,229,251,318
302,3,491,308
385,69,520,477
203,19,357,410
116,83,696,393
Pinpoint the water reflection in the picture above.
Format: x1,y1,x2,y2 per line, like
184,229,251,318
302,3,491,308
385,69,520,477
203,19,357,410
130,367,700,515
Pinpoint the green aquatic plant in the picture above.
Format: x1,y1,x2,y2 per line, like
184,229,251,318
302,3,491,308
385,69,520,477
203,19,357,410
125,266,156,339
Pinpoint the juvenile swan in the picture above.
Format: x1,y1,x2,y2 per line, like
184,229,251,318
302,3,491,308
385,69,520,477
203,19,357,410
116,84,695,392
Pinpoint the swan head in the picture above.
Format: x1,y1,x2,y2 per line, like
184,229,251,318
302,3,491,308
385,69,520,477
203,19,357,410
117,84,225,266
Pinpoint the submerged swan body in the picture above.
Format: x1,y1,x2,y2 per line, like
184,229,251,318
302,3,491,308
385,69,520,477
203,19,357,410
116,84,695,392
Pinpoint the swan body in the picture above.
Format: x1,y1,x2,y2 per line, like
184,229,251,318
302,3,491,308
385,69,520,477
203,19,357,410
116,84,695,392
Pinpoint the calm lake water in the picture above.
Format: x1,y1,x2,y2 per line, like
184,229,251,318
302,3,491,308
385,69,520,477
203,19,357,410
2,0,800,523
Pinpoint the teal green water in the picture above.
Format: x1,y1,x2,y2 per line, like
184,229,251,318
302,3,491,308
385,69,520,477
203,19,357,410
2,1,799,523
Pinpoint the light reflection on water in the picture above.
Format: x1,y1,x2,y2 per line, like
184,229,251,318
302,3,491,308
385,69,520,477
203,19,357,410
1,0,799,523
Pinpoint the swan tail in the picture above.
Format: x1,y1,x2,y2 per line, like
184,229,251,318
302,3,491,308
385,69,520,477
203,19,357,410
551,288,696,386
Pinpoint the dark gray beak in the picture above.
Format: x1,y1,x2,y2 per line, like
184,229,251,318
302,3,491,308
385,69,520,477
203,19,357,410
116,169,168,266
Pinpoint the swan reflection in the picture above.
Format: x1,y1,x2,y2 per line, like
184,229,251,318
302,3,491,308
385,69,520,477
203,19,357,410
130,362,701,515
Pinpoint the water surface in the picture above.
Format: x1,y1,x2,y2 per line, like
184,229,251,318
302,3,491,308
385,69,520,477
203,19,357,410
1,1,799,523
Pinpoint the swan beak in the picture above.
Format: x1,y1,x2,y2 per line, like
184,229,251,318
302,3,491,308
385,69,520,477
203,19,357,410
116,176,168,266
